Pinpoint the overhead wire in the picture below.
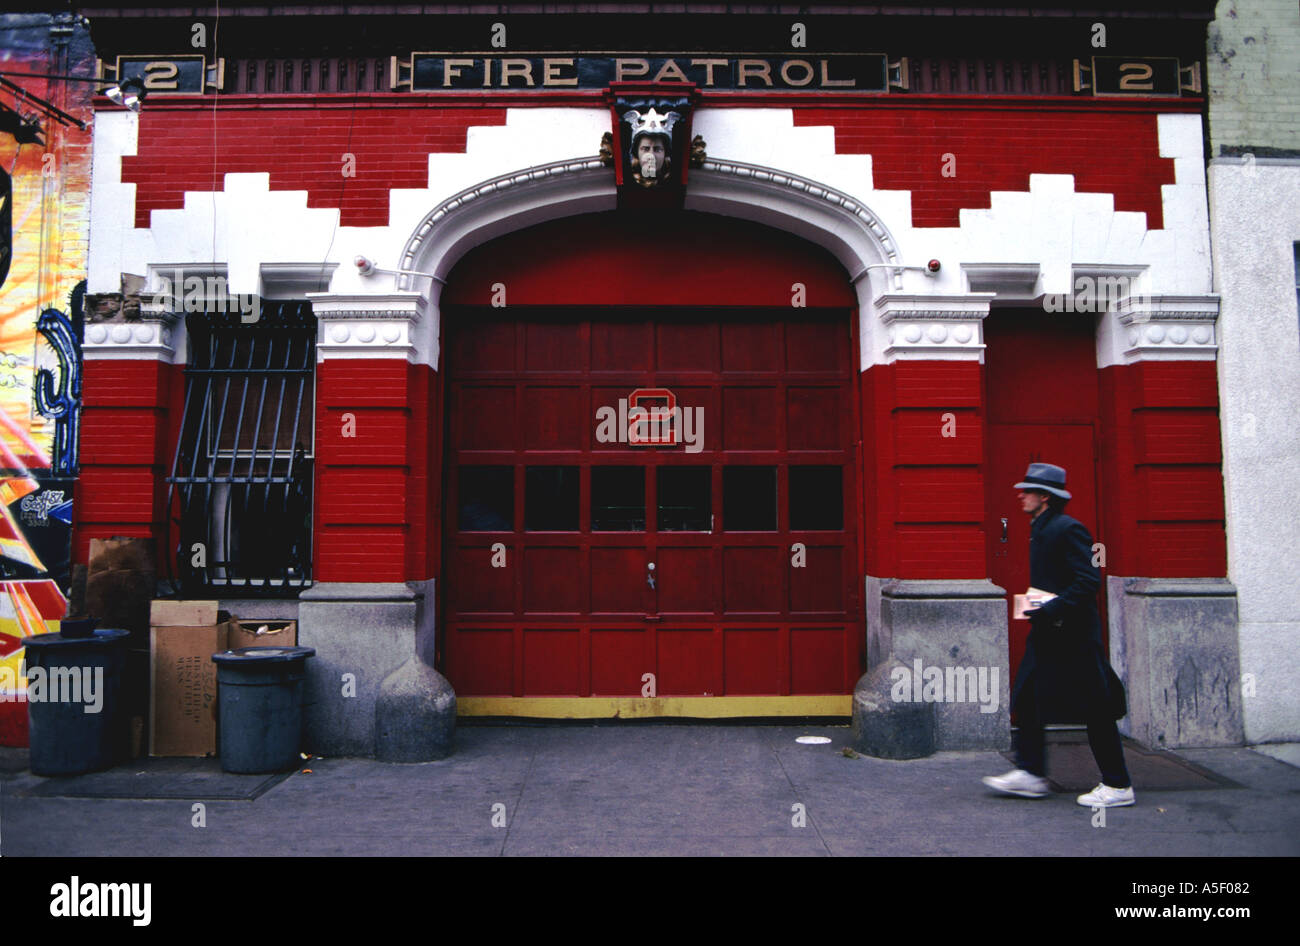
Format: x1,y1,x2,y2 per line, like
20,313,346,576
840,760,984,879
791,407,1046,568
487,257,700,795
319,46,362,289
210,0,221,271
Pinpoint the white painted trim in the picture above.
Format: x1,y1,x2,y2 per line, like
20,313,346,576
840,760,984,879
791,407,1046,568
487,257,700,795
1112,294,1220,364
874,293,996,363
689,157,904,285
308,292,427,363
82,317,178,362
261,262,339,299
397,156,613,285
962,263,1041,299
85,105,1217,370
394,152,913,369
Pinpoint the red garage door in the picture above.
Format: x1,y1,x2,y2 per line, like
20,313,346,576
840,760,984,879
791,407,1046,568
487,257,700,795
442,307,861,715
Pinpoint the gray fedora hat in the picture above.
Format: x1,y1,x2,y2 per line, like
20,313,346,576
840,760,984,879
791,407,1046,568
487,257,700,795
1013,462,1072,500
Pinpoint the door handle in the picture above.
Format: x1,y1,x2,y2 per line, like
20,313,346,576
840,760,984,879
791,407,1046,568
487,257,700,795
646,561,656,590
1000,517,1008,542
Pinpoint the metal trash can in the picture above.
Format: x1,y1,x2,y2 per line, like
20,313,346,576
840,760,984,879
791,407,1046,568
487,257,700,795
211,646,315,774
24,627,130,777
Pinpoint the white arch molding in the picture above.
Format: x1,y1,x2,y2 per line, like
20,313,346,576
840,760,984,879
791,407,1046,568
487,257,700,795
307,155,997,368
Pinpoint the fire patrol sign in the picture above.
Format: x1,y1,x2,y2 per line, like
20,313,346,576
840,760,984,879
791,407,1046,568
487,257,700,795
392,53,893,92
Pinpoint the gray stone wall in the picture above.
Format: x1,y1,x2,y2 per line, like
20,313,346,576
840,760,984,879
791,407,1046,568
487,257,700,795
1110,578,1244,748
1207,0,1300,156
1208,157,1300,742
861,579,1010,751
297,582,423,757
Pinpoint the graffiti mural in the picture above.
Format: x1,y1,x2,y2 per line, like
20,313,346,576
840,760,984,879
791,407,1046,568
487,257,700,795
0,13,93,745
35,299,82,476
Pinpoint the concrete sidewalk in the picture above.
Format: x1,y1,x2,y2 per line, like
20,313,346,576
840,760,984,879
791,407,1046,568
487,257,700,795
2,724,1298,856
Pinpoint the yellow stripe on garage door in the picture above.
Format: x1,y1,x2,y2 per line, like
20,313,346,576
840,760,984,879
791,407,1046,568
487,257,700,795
457,696,852,719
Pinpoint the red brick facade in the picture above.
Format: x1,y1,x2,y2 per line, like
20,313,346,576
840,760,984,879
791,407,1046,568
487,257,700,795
794,102,1177,229
313,360,438,582
1098,361,1227,578
77,94,1225,610
118,97,1180,232
73,359,183,563
120,100,508,228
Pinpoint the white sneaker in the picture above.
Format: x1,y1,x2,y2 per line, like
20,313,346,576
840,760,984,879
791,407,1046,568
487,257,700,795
1077,783,1136,808
982,768,1050,798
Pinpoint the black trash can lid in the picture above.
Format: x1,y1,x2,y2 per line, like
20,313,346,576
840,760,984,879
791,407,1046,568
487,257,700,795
212,645,316,664
23,627,130,650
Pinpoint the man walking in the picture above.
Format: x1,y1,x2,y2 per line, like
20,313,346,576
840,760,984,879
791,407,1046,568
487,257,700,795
983,462,1134,807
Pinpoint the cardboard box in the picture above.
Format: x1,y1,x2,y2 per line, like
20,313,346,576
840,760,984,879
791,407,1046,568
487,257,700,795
150,599,218,628
149,602,236,757
225,620,298,651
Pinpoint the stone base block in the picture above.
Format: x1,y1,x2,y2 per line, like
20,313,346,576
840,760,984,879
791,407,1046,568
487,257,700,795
1111,577,1243,748
852,656,935,759
872,578,1010,751
298,582,424,757
376,657,456,762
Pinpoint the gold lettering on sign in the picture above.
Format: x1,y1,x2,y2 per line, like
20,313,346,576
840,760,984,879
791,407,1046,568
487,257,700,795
615,58,651,81
483,59,492,87
652,59,690,83
820,59,855,87
737,59,773,87
690,59,728,87
500,58,534,86
142,61,180,90
1118,62,1154,91
444,58,474,87
543,58,578,86
780,59,814,87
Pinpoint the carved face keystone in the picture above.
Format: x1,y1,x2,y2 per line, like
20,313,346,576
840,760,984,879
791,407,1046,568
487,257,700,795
636,137,666,177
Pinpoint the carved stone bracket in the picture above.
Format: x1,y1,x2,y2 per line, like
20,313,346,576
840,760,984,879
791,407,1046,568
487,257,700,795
1113,294,1220,362
307,292,426,361
82,314,180,361
875,293,996,362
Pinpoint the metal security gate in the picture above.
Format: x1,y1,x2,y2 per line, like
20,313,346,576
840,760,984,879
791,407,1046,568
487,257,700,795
442,307,861,716
165,303,315,595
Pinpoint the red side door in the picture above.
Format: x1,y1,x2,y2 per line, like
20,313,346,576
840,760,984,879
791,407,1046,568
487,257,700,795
982,307,1107,718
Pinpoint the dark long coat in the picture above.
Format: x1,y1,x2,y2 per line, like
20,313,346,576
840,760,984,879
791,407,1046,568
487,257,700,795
1009,505,1127,723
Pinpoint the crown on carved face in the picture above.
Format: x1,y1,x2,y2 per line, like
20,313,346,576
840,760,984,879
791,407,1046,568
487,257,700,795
623,107,681,140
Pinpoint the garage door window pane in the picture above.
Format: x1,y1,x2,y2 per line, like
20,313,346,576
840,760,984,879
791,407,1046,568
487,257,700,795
723,466,777,531
459,466,513,531
790,466,842,530
525,466,579,531
592,466,645,531
658,466,711,531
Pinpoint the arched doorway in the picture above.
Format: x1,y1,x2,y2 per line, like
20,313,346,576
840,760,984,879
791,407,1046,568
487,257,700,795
437,210,864,717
